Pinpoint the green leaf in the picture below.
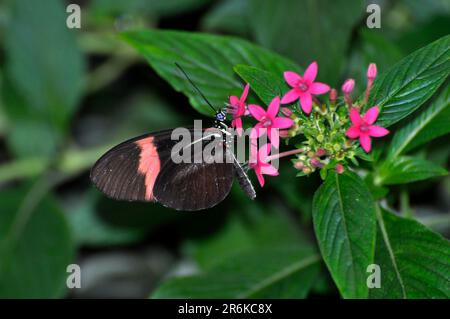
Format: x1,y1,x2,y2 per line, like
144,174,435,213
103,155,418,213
376,156,447,185
249,0,364,85
368,35,450,127
234,64,291,106
4,0,85,157
120,29,299,116
388,86,450,158
371,206,450,298
68,191,146,247
189,207,311,270
312,171,376,298
0,188,74,298
152,247,320,298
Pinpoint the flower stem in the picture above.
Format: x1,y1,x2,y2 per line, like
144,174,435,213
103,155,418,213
266,148,304,161
365,79,373,103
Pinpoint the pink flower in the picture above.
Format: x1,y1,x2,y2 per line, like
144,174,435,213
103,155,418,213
248,96,294,148
346,106,389,153
281,61,330,114
249,143,279,187
228,83,249,136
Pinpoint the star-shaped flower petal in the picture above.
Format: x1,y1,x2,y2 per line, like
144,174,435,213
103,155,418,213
346,106,389,153
281,62,330,113
248,96,294,148
228,83,250,136
249,143,279,187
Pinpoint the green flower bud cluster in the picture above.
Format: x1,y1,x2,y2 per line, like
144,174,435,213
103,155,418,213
288,101,360,179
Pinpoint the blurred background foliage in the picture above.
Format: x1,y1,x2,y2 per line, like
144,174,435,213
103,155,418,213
0,0,448,298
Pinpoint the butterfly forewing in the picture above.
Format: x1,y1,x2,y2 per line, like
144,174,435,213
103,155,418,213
90,130,175,202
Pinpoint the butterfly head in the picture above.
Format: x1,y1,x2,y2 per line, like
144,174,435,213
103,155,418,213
215,110,226,122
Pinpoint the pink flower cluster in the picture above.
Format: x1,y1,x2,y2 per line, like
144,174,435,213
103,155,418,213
228,86,294,186
227,62,389,186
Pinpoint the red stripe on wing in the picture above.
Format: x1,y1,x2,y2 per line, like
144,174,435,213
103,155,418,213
136,137,161,200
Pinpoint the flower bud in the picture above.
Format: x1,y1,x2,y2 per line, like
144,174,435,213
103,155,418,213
302,167,311,174
311,158,323,168
307,151,315,158
281,107,293,117
294,161,304,170
335,164,345,174
342,79,355,94
329,89,337,104
316,148,327,157
279,130,290,138
367,63,377,80
316,134,324,143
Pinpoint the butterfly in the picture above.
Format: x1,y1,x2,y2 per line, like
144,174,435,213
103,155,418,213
90,64,255,211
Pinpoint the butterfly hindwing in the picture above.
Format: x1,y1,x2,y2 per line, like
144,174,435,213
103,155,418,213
153,139,235,210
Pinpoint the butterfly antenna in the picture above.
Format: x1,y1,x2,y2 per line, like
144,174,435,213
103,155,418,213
175,63,217,114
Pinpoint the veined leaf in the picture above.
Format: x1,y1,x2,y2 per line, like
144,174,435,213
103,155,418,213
368,35,450,127
234,64,291,106
388,86,450,158
152,247,320,298
312,171,376,298
121,30,300,116
371,206,450,298
376,156,447,185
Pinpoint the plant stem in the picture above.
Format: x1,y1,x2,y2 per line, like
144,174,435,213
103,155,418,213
400,189,413,218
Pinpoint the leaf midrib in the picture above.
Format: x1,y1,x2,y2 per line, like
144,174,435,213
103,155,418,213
334,173,359,297
375,205,407,298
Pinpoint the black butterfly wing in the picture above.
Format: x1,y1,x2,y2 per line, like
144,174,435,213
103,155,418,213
153,135,235,211
90,128,237,211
